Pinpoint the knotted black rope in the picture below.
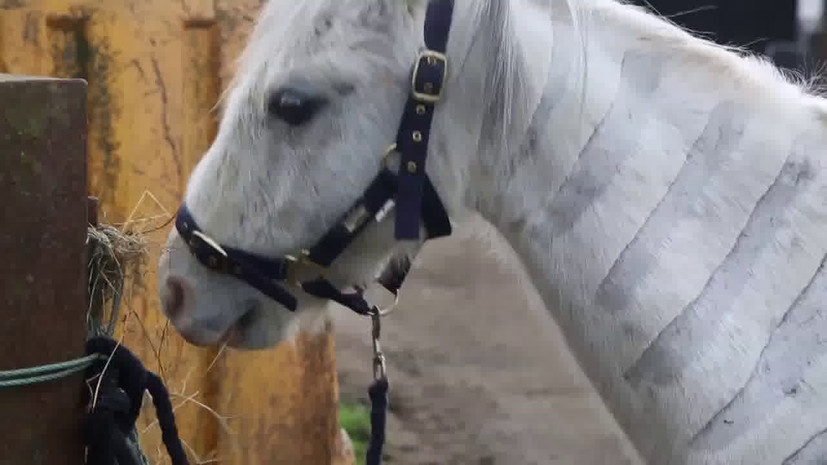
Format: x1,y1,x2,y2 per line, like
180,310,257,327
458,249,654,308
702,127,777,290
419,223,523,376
83,337,188,465
366,376,389,465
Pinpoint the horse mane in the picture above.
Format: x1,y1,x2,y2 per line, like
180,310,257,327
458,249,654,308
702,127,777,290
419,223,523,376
441,0,827,162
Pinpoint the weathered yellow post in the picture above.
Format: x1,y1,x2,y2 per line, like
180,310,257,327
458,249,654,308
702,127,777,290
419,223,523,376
0,1,352,463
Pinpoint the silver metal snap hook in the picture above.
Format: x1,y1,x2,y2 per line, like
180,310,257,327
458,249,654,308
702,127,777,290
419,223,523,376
371,307,387,380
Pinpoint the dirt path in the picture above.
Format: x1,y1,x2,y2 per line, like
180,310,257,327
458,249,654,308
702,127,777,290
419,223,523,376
332,215,644,465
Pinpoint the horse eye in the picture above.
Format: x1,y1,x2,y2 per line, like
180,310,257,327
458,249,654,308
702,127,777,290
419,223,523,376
267,86,327,126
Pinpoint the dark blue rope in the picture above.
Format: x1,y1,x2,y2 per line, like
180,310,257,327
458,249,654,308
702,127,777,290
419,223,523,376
366,376,390,465
84,337,188,465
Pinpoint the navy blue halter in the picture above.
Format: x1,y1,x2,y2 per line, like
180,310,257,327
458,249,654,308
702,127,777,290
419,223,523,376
175,0,455,316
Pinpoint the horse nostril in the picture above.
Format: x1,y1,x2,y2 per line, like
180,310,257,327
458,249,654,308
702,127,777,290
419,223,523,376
163,277,188,320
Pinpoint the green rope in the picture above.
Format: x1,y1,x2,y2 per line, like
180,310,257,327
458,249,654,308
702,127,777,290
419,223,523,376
0,350,151,464
0,354,105,388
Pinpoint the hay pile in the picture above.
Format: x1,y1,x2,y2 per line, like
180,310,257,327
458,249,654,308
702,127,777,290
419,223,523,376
86,222,150,338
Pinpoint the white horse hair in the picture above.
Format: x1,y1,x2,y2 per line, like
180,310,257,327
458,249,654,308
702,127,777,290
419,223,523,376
157,0,827,463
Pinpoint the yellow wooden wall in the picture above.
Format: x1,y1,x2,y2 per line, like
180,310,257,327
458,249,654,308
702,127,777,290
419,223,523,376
0,1,351,463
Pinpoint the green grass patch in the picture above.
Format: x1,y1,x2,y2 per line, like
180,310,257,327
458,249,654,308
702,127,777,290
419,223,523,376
340,401,371,465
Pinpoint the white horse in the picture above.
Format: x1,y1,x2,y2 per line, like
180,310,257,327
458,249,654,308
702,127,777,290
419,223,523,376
157,0,827,463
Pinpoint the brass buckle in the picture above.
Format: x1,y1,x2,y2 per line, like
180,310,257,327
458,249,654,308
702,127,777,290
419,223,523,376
285,249,327,287
411,50,448,103
191,231,229,272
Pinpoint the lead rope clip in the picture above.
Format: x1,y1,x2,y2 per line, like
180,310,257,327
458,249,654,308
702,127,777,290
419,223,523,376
371,308,386,380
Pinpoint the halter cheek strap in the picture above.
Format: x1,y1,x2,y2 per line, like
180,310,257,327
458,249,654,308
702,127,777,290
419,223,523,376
174,0,455,315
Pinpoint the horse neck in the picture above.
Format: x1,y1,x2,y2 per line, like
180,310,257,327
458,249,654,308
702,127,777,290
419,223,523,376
453,0,608,366
437,0,644,439
456,0,827,461
451,2,691,456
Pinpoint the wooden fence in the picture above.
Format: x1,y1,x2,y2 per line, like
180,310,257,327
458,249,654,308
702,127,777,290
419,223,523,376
0,2,351,464
0,74,89,465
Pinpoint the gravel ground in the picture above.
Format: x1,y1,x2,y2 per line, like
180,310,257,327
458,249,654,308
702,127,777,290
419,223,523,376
332,215,644,465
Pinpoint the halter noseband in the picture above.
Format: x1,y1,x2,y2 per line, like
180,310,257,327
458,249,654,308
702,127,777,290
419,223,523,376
174,0,455,315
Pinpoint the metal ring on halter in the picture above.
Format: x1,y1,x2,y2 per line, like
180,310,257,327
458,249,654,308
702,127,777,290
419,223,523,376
374,289,400,317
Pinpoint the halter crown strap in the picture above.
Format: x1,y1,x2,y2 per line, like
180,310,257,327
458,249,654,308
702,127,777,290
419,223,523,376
394,0,455,240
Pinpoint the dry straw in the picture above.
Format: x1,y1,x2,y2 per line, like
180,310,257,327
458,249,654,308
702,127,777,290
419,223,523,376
86,222,149,338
